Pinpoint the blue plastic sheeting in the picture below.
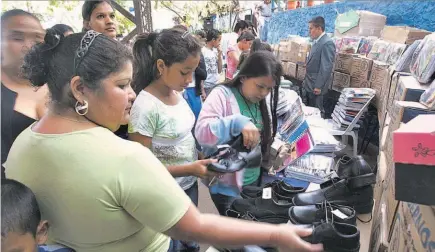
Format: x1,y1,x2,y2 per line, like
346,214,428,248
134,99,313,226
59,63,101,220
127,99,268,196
267,0,435,44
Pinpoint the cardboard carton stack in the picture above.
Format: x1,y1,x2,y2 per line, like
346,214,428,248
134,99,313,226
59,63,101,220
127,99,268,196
278,37,310,79
369,114,435,252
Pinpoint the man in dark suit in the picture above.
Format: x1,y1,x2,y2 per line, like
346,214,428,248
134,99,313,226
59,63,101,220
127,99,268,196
303,16,335,118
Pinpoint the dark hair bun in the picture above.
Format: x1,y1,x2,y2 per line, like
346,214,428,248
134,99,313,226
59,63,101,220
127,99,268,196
22,29,63,87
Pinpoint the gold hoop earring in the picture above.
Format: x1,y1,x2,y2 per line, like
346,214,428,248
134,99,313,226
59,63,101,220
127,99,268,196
75,100,89,116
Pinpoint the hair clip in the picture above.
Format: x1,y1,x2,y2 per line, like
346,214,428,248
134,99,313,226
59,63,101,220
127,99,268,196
181,31,190,39
74,30,101,73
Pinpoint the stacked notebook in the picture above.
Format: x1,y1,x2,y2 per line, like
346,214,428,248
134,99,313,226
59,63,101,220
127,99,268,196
331,88,375,131
278,97,314,166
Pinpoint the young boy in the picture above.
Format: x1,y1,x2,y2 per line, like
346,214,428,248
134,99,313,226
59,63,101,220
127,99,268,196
202,29,223,97
1,179,73,252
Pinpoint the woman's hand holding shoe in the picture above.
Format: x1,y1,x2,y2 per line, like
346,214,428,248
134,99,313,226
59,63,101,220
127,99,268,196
242,122,261,149
273,225,323,252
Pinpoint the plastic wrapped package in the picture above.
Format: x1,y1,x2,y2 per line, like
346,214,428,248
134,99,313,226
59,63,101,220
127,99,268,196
333,37,343,53
357,37,377,55
394,40,421,72
420,79,435,110
310,127,345,153
340,37,361,53
367,40,390,61
411,33,435,84
383,42,407,65
284,154,335,183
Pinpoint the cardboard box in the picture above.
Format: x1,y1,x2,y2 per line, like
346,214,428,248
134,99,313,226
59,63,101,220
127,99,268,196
393,115,435,205
351,56,373,80
335,10,386,38
350,76,370,88
287,62,297,78
332,71,351,92
386,71,412,114
393,75,429,103
369,195,389,252
370,61,390,108
381,26,432,44
388,202,406,252
374,151,388,207
389,202,435,252
296,64,306,81
334,53,354,74
384,101,435,160
402,202,435,251
382,156,399,236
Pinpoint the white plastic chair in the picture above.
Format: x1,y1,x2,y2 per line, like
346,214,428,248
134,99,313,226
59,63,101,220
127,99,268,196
327,96,374,157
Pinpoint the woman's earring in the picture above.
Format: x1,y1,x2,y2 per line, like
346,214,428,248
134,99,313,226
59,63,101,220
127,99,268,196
75,100,89,116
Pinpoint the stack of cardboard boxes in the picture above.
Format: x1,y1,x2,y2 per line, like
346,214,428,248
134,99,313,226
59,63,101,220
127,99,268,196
369,114,435,252
276,37,310,80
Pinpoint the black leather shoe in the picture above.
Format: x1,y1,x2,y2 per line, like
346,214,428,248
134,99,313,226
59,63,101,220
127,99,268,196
336,155,376,188
207,135,262,173
292,178,374,214
229,192,292,223
241,180,307,200
288,201,356,225
304,221,360,252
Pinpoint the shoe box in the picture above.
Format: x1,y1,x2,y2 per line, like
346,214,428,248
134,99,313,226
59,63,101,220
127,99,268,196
384,101,435,161
393,114,435,205
388,201,435,252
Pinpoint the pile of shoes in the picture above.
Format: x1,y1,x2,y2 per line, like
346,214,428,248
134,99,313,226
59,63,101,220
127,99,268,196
225,155,375,252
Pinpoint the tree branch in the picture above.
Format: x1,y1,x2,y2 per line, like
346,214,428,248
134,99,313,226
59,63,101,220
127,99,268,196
160,1,186,22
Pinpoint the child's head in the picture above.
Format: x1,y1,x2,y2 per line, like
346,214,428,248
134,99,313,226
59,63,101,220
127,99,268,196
250,39,272,54
237,31,255,51
132,28,202,93
237,51,249,70
206,29,222,49
225,51,282,154
1,179,49,252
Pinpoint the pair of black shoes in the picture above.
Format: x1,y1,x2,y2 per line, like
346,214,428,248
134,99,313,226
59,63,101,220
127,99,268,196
293,155,375,214
227,180,305,224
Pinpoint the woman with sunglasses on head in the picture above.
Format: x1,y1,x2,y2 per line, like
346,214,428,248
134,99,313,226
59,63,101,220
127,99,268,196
5,29,322,252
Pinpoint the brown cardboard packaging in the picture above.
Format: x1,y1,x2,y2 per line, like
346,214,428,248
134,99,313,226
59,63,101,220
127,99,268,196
287,62,297,78
288,39,310,64
351,56,373,80
350,76,370,88
296,64,306,81
388,202,435,252
335,11,386,38
402,202,435,251
370,61,390,108
382,156,399,236
369,193,389,252
374,152,388,208
386,71,412,114
381,26,432,44
384,101,435,161
332,71,351,92
393,75,429,103
281,61,289,76
387,202,406,252
334,53,354,74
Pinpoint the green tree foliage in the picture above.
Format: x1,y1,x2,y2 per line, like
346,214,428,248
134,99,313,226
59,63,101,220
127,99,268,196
154,0,237,27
